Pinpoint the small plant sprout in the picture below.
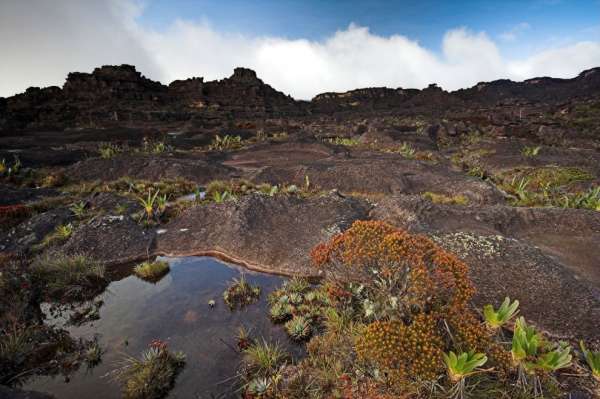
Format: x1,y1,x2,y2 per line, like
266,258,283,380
483,297,519,330
236,326,253,351
304,175,311,191
208,299,215,308
212,190,234,204
0,159,6,175
70,201,87,218
156,193,168,213
580,341,600,381
443,350,488,399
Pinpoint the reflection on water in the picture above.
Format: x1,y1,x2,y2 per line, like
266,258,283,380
24,256,293,399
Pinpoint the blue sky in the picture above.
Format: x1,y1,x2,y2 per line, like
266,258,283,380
140,0,600,56
1,0,600,98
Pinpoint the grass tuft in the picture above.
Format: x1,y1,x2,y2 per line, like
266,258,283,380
133,260,170,282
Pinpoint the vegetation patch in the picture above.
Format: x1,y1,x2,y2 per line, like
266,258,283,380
238,220,594,398
31,252,107,302
422,191,469,205
134,260,171,282
223,275,261,310
498,166,598,209
113,340,185,399
34,223,73,251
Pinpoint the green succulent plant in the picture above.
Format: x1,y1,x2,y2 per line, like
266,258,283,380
444,350,488,399
535,343,572,372
483,297,519,330
580,341,600,381
443,350,488,383
511,317,542,366
246,377,271,396
288,292,303,305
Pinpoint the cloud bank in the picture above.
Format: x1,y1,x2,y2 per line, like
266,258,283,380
2,0,600,99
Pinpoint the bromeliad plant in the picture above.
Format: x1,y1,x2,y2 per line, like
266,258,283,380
483,297,519,330
443,350,488,399
580,341,600,381
137,189,160,222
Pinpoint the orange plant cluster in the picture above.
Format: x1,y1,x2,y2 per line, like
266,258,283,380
355,313,444,382
311,220,475,311
311,220,509,385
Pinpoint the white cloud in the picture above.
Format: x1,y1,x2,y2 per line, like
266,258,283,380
1,1,600,100
499,22,531,42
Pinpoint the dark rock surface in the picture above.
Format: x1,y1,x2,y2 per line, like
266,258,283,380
1,64,600,344
155,193,371,276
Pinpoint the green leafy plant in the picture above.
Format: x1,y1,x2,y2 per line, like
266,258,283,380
443,350,488,399
483,297,519,330
580,341,600,381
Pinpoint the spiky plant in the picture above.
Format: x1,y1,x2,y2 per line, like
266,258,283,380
137,189,159,221
443,350,488,399
245,377,271,397
284,316,311,341
243,339,288,377
269,302,293,323
288,292,303,305
580,341,600,381
483,297,519,330
70,201,87,218
284,277,310,293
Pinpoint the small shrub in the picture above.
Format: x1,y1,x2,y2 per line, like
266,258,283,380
134,260,170,282
114,340,185,399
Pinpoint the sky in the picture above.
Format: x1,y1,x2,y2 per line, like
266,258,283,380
1,0,599,99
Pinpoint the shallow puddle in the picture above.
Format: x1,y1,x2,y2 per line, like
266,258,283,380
24,256,295,398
